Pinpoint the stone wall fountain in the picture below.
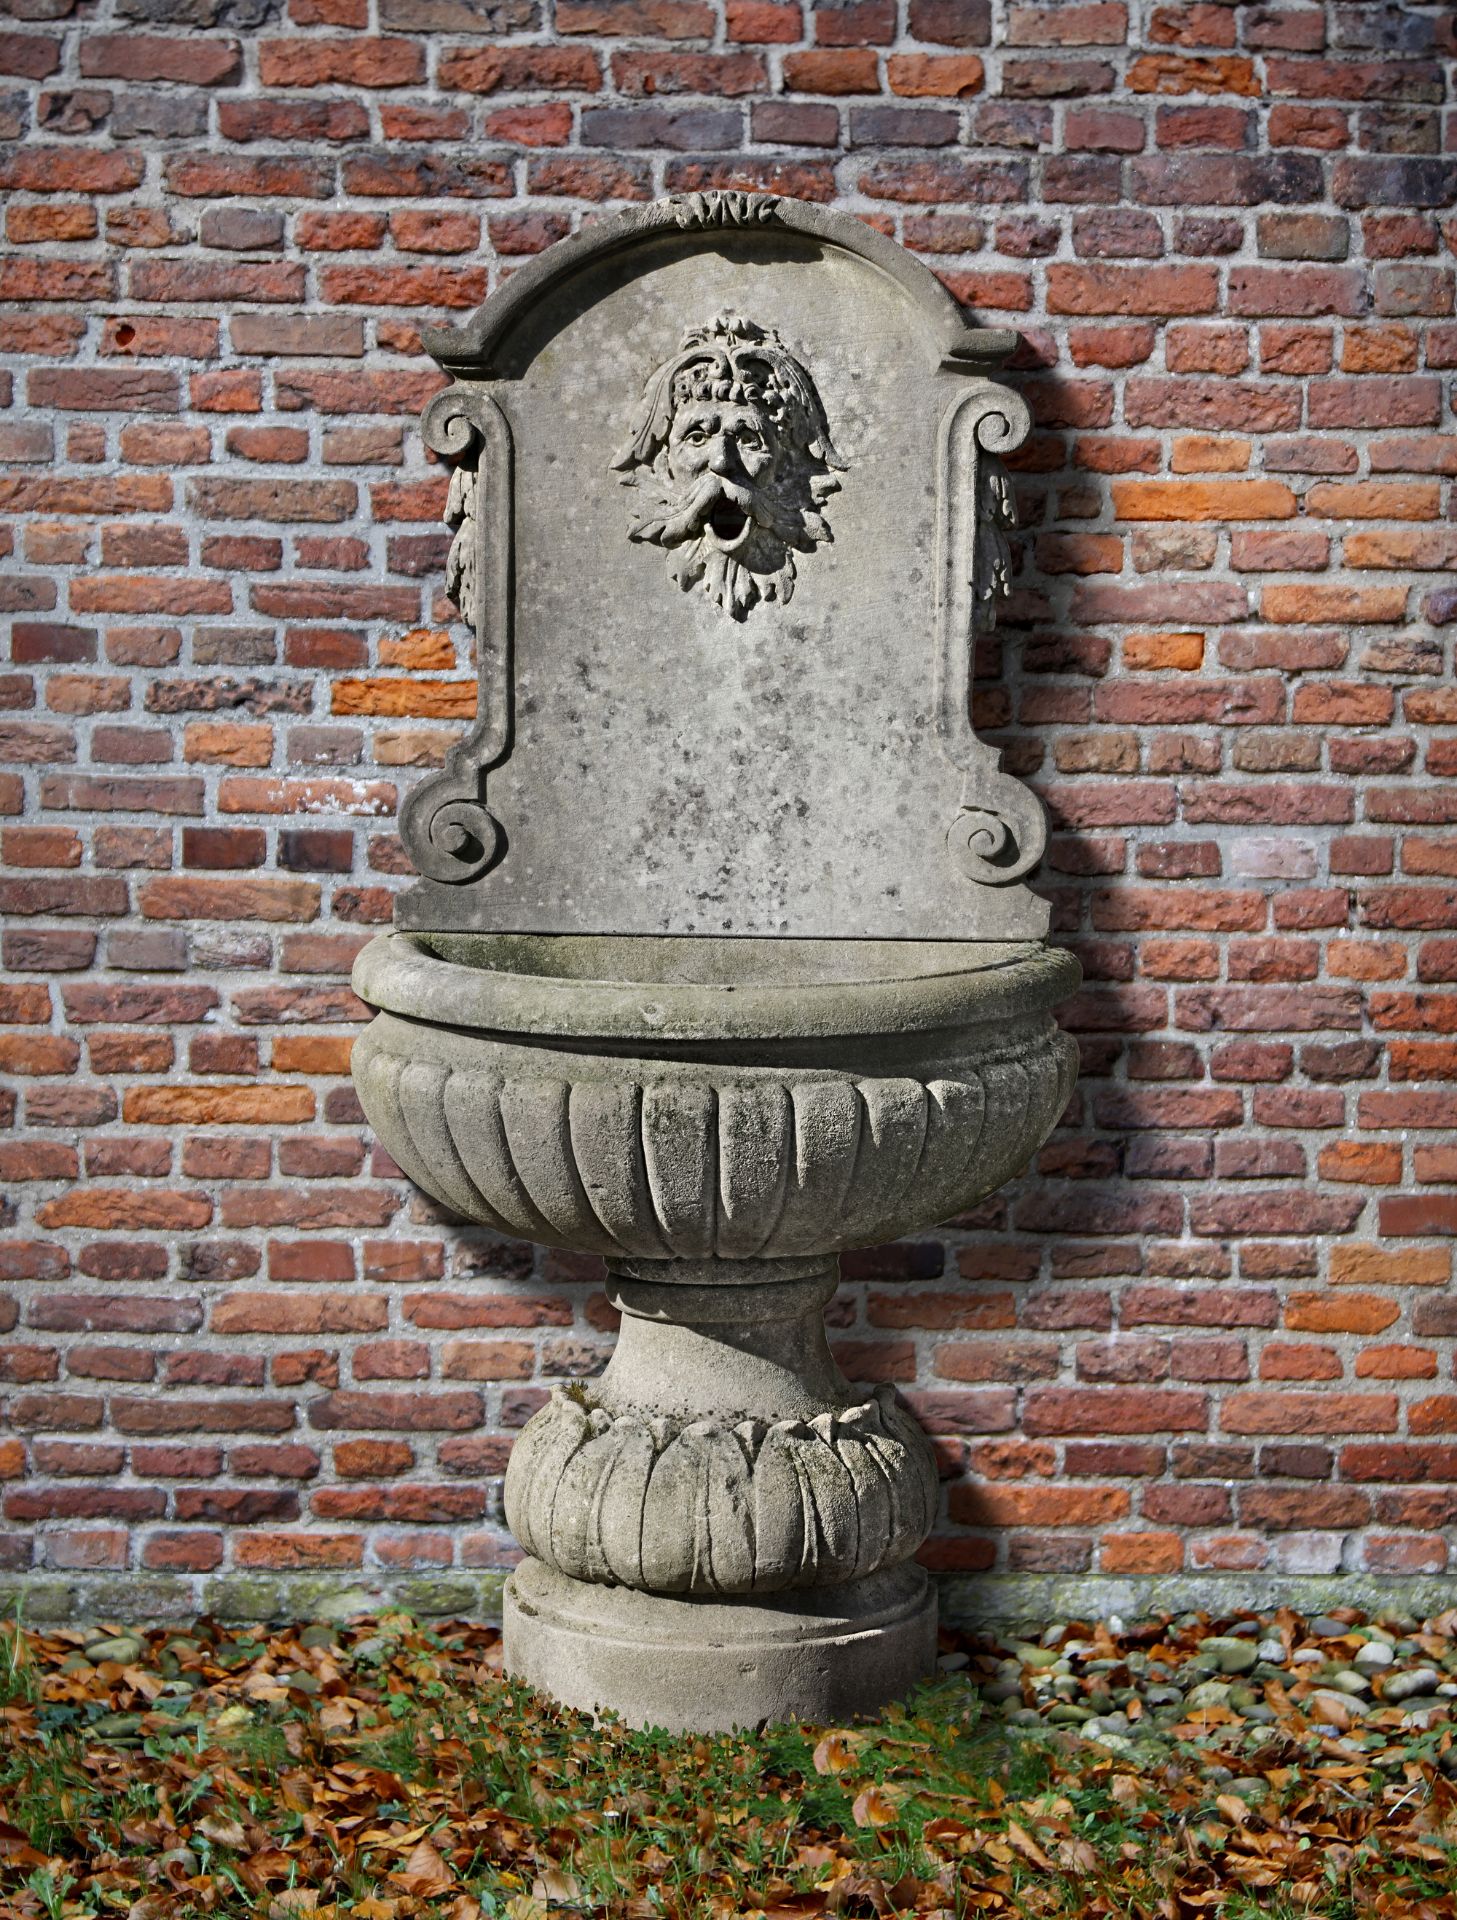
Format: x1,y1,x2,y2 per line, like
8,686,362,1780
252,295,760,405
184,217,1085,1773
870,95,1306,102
350,193,1080,1733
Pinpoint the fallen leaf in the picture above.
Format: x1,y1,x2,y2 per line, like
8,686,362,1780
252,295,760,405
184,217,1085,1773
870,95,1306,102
851,1784,901,1829
812,1732,860,1775
391,1837,454,1899
197,1813,247,1848
1004,1820,1055,1871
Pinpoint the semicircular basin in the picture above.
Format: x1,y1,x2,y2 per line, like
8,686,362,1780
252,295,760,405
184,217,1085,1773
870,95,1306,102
351,931,1081,1262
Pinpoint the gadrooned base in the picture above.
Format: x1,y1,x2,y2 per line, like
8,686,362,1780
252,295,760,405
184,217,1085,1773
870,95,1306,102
504,1558,937,1733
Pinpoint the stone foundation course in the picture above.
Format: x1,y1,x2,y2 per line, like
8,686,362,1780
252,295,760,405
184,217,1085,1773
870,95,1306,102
1,0,1456,1608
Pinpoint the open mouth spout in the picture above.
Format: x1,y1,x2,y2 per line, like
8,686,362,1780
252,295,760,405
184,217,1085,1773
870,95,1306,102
706,497,750,548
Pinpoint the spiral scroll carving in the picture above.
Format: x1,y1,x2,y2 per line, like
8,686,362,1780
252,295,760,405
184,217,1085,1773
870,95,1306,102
504,1383,937,1596
398,384,512,887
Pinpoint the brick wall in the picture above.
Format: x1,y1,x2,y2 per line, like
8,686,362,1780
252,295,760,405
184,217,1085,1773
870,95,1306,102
2,0,1455,1621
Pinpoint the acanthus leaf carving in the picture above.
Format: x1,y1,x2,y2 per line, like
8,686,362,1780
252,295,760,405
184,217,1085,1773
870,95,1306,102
443,460,478,630
669,190,780,230
503,1382,938,1596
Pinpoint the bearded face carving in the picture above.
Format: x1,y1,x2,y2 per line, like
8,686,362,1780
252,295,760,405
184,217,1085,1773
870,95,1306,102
611,313,846,621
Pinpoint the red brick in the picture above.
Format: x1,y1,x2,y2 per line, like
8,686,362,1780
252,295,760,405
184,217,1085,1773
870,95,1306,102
1023,1387,1208,1435
1222,1393,1398,1435
1047,263,1218,315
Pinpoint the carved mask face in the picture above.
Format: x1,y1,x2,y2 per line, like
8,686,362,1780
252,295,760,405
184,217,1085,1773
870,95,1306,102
612,313,845,622
657,399,782,557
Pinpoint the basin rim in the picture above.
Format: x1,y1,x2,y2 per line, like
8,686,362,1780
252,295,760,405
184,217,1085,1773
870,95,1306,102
353,931,1080,1045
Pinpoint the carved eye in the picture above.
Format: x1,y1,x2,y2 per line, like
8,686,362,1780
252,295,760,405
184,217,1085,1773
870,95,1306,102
738,431,764,451
683,427,710,445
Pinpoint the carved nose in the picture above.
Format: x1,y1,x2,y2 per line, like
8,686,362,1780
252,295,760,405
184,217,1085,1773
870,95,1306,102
708,436,739,476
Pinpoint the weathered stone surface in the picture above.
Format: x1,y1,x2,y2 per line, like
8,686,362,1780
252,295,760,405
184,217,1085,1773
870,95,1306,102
351,934,1078,1259
393,192,1046,941
349,194,1077,1731
505,1558,938,1735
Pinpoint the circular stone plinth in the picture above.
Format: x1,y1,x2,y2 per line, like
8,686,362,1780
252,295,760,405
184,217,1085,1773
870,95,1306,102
504,1558,936,1733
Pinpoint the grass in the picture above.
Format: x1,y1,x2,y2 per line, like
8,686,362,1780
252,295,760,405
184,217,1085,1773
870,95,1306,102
0,1608,1455,1918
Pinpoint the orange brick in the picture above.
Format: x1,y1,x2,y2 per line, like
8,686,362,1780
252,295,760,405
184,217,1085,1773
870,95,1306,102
1261,584,1409,623
1317,1140,1403,1185
886,53,984,96
1124,630,1205,671
1355,1346,1437,1380
1341,325,1420,374
1099,1531,1183,1573
950,1484,1130,1527
378,628,457,670
1284,1291,1401,1335
1171,434,1250,473
272,1034,356,1075
183,721,273,766
1328,1246,1449,1288
1111,478,1297,521
1305,481,1440,520
124,1085,315,1126
331,678,476,718
1325,940,1406,982
1128,52,1258,93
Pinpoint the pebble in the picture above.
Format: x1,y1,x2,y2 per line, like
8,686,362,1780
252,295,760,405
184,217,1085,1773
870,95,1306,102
1354,1641,1394,1669
1186,1681,1232,1710
1200,1637,1260,1675
1256,1640,1285,1664
85,1636,144,1663
1402,1706,1448,1730
1309,1617,1352,1638
1326,1670,1371,1695
1384,1667,1440,1704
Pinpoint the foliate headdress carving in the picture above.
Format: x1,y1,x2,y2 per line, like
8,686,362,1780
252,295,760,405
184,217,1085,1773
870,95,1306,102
611,311,846,621
669,190,780,230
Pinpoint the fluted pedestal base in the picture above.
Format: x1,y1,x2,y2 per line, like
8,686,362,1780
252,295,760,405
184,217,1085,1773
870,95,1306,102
504,1557,936,1733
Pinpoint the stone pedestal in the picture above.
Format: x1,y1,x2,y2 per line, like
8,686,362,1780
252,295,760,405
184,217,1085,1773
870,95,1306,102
498,1258,940,1726
506,1560,935,1735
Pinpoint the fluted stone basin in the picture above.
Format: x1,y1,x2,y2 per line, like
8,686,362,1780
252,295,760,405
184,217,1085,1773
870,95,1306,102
353,932,1077,1259
352,930,1079,1729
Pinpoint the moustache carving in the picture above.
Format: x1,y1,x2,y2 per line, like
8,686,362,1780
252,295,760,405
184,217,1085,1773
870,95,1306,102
630,475,758,552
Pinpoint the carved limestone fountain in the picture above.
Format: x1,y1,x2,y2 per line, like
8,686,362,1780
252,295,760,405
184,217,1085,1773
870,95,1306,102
350,192,1079,1732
